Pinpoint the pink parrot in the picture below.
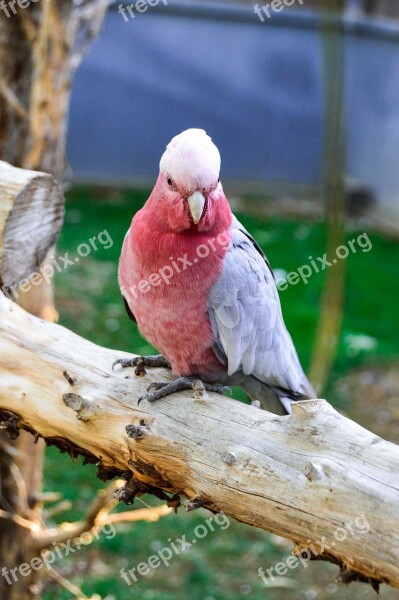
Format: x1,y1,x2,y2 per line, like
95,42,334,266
114,129,315,414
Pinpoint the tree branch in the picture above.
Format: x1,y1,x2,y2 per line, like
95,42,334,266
33,481,121,550
45,566,92,600
0,81,28,120
33,478,172,550
0,293,398,589
18,9,37,45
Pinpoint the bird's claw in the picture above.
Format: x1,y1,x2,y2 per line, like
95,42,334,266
112,355,171,377
147,382,169,392
112,357,136,371
138,377,230,404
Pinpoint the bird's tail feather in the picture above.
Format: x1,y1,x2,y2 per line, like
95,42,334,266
241,376,315,415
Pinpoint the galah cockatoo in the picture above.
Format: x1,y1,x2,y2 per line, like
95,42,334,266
114,129,315,414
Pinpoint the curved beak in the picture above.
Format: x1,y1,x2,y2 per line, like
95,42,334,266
187,191,206,225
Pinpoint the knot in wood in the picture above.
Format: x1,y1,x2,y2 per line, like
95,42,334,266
62,393,97,421
223,451,237,465
304,462,324,481
126,422,148,440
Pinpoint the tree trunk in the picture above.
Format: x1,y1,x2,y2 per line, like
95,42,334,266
0,3,110,597
0,0,111,178
309,0,346,393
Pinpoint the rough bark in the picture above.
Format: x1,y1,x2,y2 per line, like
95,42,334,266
0,293,398,591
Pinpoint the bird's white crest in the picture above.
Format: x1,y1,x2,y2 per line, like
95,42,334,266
160,129,221,191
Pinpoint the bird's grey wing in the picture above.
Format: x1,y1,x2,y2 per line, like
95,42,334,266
208,216,314,399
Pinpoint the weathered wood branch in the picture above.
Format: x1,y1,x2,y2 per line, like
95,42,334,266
0,294,398,589
0,81,28,120
0,161,64,289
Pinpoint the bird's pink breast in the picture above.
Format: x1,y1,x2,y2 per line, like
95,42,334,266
119,207,232,378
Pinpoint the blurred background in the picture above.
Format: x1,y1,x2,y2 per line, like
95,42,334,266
1,0,399,599
68,0,399,224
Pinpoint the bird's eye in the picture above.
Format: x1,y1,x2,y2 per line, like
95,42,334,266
218,176,220,183
167,176,175,189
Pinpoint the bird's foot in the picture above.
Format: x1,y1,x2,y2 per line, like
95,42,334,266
112,354,171,377
139,377,231,404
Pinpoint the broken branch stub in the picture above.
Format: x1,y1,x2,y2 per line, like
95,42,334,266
0,161,64,289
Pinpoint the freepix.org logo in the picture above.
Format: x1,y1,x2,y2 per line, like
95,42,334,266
117,0,168,22
254,0,305,21
1,523,116,586
120,512,230,585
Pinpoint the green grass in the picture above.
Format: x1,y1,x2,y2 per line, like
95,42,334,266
42,187,399,600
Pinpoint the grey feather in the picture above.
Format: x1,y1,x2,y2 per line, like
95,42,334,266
208,216,315,414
